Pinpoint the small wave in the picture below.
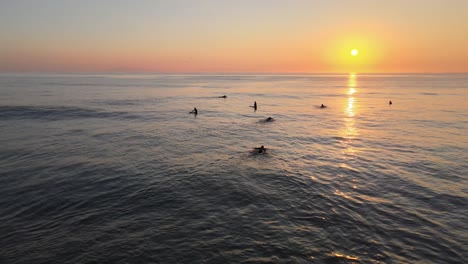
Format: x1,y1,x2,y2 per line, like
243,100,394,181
96,99,142,106
0,105,136,121
42,82,96,87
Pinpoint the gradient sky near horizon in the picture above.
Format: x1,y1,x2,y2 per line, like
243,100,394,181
1,0,467,73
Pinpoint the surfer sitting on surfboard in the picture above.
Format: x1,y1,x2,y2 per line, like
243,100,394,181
250,101,257,110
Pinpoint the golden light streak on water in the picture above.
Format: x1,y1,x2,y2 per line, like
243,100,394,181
344,73,358,136
341,73,359,157
346,97,355,118
347,73,357,95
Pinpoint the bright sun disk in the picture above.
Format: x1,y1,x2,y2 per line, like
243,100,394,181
351,49,358,56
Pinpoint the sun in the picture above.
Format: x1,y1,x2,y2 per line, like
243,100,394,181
351,49,359,56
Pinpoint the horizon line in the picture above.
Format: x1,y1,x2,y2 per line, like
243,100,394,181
1,71,467,75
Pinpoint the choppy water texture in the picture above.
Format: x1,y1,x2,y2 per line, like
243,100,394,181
0,74,467,263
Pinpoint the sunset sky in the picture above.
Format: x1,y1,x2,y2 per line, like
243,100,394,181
1,0,467,73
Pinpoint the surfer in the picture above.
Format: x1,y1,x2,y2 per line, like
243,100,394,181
389,100,392,105
251,101,257,110
218,95,227,98
189,107,198,115
254,145,266,154
265,117,274,122
320,104,327,108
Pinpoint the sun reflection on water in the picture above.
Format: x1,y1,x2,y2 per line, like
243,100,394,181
346,97,355,117
341,73,359,156
347,73,357,95
345,73,358,134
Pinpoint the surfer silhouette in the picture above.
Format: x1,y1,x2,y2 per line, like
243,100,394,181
254,145,266,154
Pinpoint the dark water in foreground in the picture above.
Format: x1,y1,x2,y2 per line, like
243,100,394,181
0,74,467,263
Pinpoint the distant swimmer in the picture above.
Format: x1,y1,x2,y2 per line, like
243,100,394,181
320,104,327,108
254,145,266,154
265,117,275,122
189,107,198,115
218,95,227,98
389,100,392,105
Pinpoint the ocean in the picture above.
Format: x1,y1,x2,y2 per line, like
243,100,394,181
0,73,467,263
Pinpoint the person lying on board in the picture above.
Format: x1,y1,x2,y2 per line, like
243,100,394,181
253,145,266,154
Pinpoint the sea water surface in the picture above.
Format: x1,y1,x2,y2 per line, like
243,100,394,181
0,73,467,263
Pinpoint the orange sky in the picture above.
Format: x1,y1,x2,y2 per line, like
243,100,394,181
1,1,467,73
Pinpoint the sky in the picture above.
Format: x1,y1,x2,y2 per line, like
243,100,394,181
1,0,467,73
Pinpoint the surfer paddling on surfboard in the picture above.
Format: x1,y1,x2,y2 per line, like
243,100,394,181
253,145,266,154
